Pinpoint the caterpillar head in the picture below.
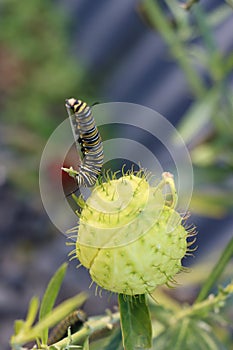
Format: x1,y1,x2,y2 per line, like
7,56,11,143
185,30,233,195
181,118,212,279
65,98,88,114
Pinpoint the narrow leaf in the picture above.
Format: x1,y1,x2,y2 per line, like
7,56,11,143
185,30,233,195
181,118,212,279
190,192,231,217
192,321,227,350
13,320,25,336
172,318,190,350
176,88,219,144
25,296,40,328
118,294,152,350
143,0,205,97
14,292,87,345
192,4,217,55
152,323,181,350
39,262,68,344
226,0,233,9
83,337,90,350
103,328,123,350
154,319,226,350
208,4,233,28
196,237,233,303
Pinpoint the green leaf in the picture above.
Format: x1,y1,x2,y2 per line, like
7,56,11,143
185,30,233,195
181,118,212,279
159,319,190,350
25,296,40,329
11,296,39,346
208,4,233,28
190,191,233,217
176,87,219,144
154,319,227,350
148,302,175,327
192,4,220,70
83,337,90,350
118,294,152,350
103,328,123,350
13,292,88,345
226,0,233,9
196,238,233,303
142,0,205,97
13,320,25,336
39,263,68,344
191,321,227,350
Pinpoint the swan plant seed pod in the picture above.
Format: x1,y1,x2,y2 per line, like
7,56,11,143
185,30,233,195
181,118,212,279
73,171,191,295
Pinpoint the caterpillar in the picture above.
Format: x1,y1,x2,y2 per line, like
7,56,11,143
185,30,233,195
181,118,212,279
64,98,104,187
48,309,87,345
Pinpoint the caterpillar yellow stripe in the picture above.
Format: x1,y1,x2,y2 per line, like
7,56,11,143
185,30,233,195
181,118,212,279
65,98,104,187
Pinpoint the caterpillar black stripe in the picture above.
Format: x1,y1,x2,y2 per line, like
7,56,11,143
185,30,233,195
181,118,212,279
65,98,104,187
48,310,87,345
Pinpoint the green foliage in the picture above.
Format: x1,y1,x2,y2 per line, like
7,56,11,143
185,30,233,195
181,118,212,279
150,282,233,350
118,294,152,349
11,264,88,349
39,263,68,345
0,0,83,134
0,0,94,193
8,1,233,349
13,296,39,337
154,318,227,350
142,0,233,218
102,328,123,350
195,238,233,303
83,337,90,350
10,238,233,350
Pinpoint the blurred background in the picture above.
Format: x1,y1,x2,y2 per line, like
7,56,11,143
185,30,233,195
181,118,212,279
0,0,233,348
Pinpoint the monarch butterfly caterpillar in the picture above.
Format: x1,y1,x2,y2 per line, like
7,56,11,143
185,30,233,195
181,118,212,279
48,309,87,345
62,98,104,188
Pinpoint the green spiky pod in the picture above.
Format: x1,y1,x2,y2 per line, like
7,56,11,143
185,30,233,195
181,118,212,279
73,171,193,295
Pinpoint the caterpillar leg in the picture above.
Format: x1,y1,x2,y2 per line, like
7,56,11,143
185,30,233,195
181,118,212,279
62,166,79,179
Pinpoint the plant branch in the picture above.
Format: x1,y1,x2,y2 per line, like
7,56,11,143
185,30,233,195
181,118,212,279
143,0,206,98
170,281,233,324
180,0,199,11
195,237,233,303
49,311,120,349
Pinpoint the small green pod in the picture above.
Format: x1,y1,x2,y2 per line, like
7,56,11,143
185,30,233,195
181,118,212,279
75,173,189,295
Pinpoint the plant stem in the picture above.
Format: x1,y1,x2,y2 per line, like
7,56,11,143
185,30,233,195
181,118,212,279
192,3,224,82
180,0,199,11
50,311,120,349
143,0,206,98
174,282,233,323
195,237,233,303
